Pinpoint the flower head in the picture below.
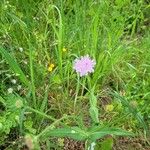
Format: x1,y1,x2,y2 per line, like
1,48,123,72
15,100,23,108
73,55,96,77
8,88,13,94
105,104,114,112
19,47,23,52
17,85,22,91
48,63,55,72
11,79,17,84
62,47,67,52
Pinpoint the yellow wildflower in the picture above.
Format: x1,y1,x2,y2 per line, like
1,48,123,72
62,47,67,52
105,104,114,112
50,64,54,68
48,63,55,72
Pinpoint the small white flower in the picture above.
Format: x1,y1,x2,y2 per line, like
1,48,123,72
33,17,39,20
11,79,17,84
23,61,28,65
17,85,22,91
19,47,23,52
8,88,13,94
3,34,7,38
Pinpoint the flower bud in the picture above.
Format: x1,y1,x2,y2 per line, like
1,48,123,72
24,135,34,150
105,104,114,112
15,100,23,108
130,100,138,109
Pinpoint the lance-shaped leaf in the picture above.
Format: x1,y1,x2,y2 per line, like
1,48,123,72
88,127,134,141
39,126,88,141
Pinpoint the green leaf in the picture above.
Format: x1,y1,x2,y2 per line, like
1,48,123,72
39,125,134,143
0,46,29,87
89,89,99,123
89,107,99,123
52,74,62,84
0,96,6,106
40,127,88,141
100,138,113,150
89,127,134,141
39,86,49,113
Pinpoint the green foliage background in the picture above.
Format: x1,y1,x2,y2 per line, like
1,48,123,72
0,0,150,149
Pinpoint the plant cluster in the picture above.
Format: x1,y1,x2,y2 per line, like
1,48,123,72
0,0,150,149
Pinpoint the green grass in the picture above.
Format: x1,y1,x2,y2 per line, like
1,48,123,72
0,0,150,149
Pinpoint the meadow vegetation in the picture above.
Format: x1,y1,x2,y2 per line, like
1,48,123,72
0,0,150,149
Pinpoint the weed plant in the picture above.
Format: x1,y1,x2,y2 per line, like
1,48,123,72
0,0,150,149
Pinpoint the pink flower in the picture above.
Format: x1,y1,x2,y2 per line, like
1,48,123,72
73,55,96,77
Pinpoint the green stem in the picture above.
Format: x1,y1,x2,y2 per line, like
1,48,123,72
26,106,56,121
81,78,86,96
36,114,68,139
28,44,36,108
74,74,80,112
85,140,89,150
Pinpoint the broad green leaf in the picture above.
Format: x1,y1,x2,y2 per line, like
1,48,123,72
100,138,113,150
89,127,134,141
40,127,88,141
39,125,133,142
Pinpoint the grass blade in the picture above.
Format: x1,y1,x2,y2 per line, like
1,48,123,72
0,46,29,87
